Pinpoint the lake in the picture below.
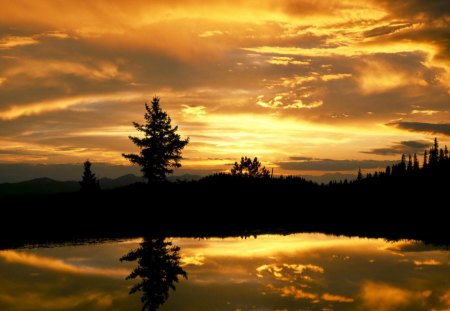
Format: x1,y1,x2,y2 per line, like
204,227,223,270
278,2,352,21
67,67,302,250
0,233,448,310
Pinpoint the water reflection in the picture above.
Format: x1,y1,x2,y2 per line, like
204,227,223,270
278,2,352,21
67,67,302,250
0,234,448,311
120,238,187,311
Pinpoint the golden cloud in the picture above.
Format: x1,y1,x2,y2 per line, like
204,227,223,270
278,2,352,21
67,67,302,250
321,293,354,303
360,281,413,311
0,250,129,278
0,36,39,49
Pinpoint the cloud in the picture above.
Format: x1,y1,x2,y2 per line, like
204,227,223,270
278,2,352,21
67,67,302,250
0,292,115,310
256,95,323,110
256,263,324,279
356,57,428,94
278,158,397,171
181,253,205,266
364,22,413,38
321,73,352,81
279,286,318,300
378,0,450,19
0,250,129,278
198,30,226,38
362,140,430,155
411,109,439,116
266,56,309,66
0,36,39,49
284,100,323,109
360,281,412,311
0,0,449,173
413,259,442,266
182,105,207,117
321,293,354,303
386,240,449,253
387,121,450,136
289,156,313,161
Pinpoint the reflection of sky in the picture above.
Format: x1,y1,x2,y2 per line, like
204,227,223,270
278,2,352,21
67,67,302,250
0,234,449,310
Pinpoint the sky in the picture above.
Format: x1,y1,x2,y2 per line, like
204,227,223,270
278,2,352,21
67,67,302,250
0,0,449,180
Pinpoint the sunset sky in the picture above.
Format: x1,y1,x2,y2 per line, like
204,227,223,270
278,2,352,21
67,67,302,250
0,0,449,180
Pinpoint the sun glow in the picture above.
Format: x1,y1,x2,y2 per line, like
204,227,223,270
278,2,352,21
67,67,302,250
0,0,448,175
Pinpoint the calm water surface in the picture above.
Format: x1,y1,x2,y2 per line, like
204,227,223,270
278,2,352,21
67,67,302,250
0,233,449,310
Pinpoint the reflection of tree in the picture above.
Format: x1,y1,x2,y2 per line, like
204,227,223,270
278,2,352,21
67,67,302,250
120,238,187,311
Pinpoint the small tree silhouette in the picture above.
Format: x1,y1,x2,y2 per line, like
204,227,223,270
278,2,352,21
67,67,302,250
79,160,100,192
123,97,189,183
357,168,363,181
407,154,413,172
120,238,187,311
423,149,428,168
230,156,270,178
413,153,420,171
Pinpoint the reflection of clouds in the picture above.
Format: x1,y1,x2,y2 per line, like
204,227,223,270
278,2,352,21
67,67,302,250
322,293,353,303
385,240,417,252
413,259,442,266
0,250,129,278
181,253,205,267
441,290,450,308
0,292,114,309
277,285,318,301
1,234,449,310
173,234,387,258
176,234,450,310
256,263,324,279
0,36,39,49
257,261,354,305
360,281,413,311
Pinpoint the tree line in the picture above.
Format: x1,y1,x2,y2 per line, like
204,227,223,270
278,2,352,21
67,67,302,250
79,96,449,191
353,137,449,185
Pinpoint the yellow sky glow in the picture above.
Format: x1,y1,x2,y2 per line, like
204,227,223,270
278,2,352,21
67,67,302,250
0,0,449,177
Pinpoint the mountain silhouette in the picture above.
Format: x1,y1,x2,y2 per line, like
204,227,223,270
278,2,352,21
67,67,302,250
0,178,79,196
0,174,203,196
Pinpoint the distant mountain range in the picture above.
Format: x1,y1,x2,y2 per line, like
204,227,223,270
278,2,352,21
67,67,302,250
0,173,355,196
0,174,202,196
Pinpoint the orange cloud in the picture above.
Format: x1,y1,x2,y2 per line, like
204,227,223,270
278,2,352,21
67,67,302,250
0,92,139,120
0,36,39,49
0,250,129,278
357,59,428,94
0,292,115,309
322,293,354,303
360,281,413,311
0,0,449,169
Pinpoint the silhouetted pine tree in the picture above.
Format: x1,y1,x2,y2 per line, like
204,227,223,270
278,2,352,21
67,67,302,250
79,160,100,192
400,154,406,173
357,168,363,181
407,154,413,172
123,97,189,182
423,149,428,168
439,148,445,163
413,153,420,171
429,138,439,167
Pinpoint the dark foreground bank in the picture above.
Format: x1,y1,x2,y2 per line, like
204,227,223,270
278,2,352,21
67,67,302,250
1,173,449,248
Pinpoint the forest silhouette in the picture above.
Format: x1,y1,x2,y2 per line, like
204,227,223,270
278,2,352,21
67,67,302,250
2,136,449,246
1,98,449,246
